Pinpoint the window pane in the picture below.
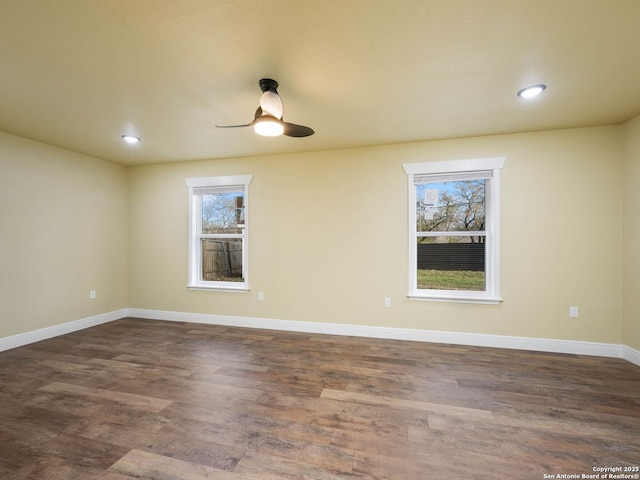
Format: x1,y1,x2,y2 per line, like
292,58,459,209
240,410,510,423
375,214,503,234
416,237,485,291
416,179,485,233
201,238,244,282
202,191,244,234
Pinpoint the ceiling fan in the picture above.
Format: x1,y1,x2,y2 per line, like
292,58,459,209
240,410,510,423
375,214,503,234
216,78,314,137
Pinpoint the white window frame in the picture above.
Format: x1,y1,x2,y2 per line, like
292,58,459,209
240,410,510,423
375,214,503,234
402,157,505,304
185,175,252,292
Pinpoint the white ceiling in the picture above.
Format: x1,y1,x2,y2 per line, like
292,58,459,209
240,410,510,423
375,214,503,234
2,0,639,166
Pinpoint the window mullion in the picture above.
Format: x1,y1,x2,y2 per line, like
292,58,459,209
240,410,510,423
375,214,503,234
417,231,486,237
199,233,245,239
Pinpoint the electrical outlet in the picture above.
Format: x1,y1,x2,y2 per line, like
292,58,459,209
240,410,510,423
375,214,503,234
569,306,579,318
258,291,264,301
90,290,96,300
384,297,391,308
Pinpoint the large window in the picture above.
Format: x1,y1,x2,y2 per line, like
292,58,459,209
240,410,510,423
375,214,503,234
185,175,252,291
403,158,505,304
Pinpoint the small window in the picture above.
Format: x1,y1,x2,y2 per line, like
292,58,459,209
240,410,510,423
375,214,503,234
185,175,252,291
403,158,505,304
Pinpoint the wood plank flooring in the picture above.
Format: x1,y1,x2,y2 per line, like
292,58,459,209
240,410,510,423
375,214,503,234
1,317,639,479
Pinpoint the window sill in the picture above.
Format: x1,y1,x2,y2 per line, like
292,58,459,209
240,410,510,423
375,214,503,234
187,284,249,293
407,293,503,305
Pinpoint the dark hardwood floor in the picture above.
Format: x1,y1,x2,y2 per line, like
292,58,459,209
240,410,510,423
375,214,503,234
1,317,639,479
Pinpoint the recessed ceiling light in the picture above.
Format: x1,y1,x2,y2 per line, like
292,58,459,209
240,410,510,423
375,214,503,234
517,84,546,98
121,135,141,144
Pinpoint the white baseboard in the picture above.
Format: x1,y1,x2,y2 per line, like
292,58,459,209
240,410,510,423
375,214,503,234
3,308,638,368
0,309,128,352
127,308,635,364
623,345,640,367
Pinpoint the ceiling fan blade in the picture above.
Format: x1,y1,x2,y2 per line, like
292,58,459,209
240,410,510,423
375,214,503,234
215,107,262,129
259,90,284,119
282,122,314,137
215,122,253,128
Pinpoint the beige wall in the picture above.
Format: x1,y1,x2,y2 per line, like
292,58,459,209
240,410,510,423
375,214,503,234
623,115,640,350
0,132,128,338
128,126,624,344
1,124,631,347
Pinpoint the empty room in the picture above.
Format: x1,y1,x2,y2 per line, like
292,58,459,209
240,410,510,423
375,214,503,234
1,1,640,479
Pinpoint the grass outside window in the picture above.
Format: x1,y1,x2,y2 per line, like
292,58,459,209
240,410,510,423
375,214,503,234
417,269,485,291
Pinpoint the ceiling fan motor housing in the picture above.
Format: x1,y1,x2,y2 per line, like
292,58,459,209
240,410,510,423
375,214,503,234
259,78,279,92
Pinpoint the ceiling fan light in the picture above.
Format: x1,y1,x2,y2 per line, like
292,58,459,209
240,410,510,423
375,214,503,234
254,117,284,137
